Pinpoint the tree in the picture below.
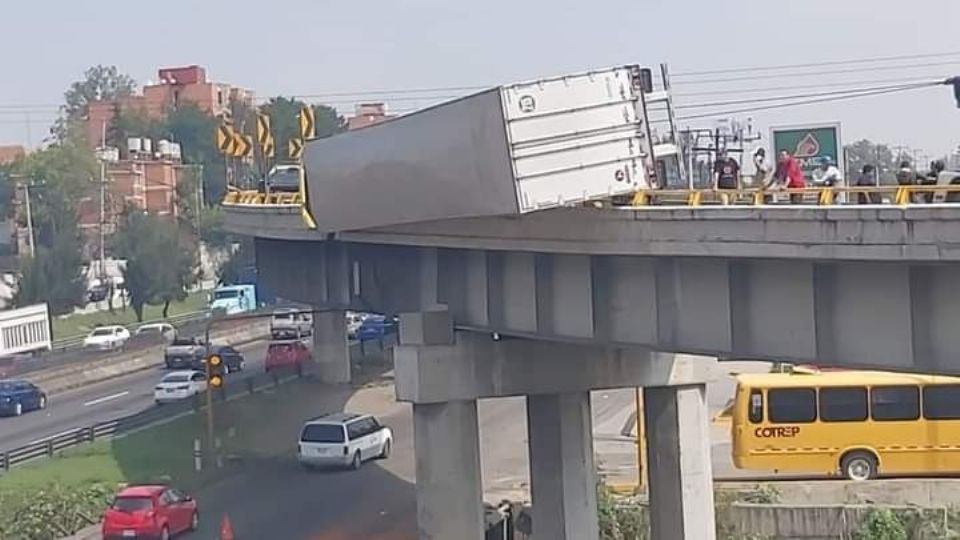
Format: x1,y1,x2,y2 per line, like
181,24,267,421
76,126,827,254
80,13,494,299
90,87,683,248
12,226,86,315
259,97,345,163
163,104,225,204
105,104,164,155
112,211,196,321
63,65,136,123
844,139,898,184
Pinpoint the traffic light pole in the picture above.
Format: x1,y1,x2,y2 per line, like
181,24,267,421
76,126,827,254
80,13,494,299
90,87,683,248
201,307,344,467
204,326,214,467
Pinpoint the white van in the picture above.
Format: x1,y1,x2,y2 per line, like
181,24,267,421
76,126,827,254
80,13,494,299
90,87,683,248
270,307,313,339
297,413,392,470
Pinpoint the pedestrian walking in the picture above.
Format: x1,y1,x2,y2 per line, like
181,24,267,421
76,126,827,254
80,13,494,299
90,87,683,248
855,164,880,204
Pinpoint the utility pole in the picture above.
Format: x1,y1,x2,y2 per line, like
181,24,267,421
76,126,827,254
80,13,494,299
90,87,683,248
23,183,35,258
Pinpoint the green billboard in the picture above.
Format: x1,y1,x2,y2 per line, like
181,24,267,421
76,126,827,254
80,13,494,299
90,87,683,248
771,124,842,180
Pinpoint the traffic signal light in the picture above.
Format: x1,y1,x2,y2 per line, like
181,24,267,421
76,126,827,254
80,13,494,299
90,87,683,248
207,354,224,388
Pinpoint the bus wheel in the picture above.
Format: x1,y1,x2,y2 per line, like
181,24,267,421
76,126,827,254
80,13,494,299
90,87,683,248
841,451,877,481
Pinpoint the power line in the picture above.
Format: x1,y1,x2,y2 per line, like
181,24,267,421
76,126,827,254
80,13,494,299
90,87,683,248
672,61,960,85
673,75,952,98
674,80,942,110
672,51,960,77
675,82,942,122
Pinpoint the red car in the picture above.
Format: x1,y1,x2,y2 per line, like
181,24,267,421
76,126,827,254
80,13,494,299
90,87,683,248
265,340,311,373
102,485,198,540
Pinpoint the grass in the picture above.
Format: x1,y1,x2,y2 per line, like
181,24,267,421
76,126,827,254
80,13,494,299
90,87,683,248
0,378,350,496
51,291,209,341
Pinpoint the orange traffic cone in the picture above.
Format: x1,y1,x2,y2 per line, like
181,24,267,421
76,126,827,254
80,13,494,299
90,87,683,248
220,515,235,540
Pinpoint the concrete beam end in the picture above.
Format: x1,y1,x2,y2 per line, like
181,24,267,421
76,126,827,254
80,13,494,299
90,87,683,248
399,309,454,345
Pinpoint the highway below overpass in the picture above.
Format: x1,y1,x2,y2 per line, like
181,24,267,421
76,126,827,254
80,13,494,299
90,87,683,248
8,353,767,539
0,341,272,452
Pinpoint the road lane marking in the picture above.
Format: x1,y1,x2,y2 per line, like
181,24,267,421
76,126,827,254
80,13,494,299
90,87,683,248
28,429,78,445
83,391,130,407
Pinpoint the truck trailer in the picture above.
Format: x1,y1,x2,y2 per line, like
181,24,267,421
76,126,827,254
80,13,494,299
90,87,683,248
302,64,681,232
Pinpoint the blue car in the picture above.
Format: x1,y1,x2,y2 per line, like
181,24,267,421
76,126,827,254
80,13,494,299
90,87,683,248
357,315,398,341
0,380,47,417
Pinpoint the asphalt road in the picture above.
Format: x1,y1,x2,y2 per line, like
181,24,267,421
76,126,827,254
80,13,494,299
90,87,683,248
0,341,271,452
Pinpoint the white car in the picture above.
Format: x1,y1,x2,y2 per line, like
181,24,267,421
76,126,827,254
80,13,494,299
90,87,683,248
83,325,131,351
135,322,177,343
345,312,364,340
298,413,392,470
154,370,207,404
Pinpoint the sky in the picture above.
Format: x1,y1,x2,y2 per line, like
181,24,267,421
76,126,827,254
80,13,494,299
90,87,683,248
1,0,959,159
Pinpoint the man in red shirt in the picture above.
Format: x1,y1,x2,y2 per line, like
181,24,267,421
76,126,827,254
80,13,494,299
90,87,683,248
774,151,806,203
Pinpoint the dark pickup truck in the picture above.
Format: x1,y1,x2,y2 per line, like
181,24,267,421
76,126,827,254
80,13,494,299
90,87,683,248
163,337,206,370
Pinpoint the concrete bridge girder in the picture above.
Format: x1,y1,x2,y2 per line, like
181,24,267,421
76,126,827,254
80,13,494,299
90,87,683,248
258,237,960,374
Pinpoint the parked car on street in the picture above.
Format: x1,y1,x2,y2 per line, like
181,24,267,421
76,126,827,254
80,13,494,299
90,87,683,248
357,314,398,341
136,322,177,344
101,484,198,540
265,340,310,373
193,345,245,373
346,311,364,340
83,325,131,351
154,371,207,404
270,307,313,339
164,337,206,370
0,379,46,417
298,413,392,470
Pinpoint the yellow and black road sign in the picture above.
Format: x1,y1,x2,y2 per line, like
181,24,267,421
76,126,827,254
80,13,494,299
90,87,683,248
289,138,304,160
299,106,315,140
232,133,253,158
256,114,272,147
217,125,235,154
263,135,275,159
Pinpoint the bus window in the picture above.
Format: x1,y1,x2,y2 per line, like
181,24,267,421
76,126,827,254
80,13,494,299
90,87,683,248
923,385,960,420
819,387,868,422
871,386,920,421
748,390,763,423
768,388,816,423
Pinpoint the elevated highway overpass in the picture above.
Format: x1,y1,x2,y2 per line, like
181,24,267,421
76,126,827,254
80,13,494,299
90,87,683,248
222,83,960,538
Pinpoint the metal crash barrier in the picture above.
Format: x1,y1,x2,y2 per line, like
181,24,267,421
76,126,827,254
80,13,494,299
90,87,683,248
223,189,303,207
630,184,960,207
222,185,960,210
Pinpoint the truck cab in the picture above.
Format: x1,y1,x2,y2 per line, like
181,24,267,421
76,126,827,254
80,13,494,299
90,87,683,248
209,284,257,315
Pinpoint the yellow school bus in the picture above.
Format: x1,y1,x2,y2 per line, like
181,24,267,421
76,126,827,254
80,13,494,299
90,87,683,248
732,370,960,480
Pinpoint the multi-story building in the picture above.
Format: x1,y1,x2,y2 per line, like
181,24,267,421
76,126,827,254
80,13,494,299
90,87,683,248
76,139,187,260
0,145,25,165
85,65,253,148
347,103,393,130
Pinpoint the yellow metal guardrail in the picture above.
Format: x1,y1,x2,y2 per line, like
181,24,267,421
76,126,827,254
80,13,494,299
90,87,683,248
222,184,960,210
631,184,960,207
223,189,303,206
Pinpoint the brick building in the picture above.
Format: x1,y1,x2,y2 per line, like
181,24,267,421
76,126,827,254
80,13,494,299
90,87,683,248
347,103,394,130
0,145,25,165
76,142,187,259
85,65,253,147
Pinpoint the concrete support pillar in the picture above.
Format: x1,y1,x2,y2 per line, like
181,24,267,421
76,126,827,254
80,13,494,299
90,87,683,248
413,400,484,540
644,384,716,540
527,392,599,540
312,310,350,384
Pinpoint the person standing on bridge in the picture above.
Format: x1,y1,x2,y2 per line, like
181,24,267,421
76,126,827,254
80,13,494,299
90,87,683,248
774,151,806,203
856,164,881,204
713,150,741,204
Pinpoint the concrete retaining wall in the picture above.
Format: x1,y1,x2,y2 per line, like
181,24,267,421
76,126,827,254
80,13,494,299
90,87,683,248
27,321,269,395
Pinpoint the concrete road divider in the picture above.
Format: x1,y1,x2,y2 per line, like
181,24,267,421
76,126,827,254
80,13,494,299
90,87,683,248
26,321,270,396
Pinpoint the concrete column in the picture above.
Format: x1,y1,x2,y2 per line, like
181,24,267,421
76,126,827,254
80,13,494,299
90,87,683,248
527,392,599,540
413,400,484,540
312,310,350,384
644,384,716,540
